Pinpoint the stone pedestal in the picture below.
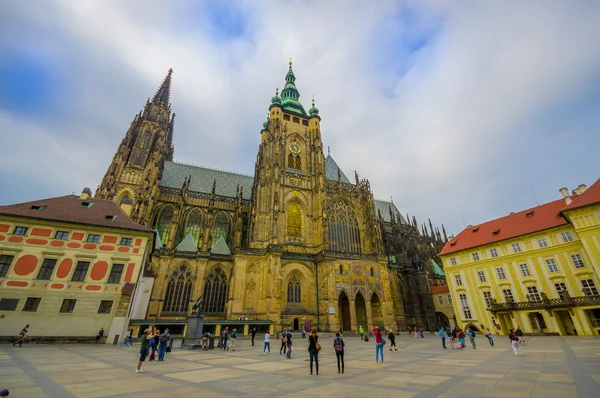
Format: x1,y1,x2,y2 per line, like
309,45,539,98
181,313,205,349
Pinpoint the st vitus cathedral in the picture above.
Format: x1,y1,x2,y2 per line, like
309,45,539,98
96,63,449,333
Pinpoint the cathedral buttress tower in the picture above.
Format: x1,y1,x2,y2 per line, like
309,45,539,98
249,62,327,251
96,69,175,225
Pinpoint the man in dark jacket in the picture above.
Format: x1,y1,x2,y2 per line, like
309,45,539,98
136,329,152,373
158,328,170,361
251,328,257,346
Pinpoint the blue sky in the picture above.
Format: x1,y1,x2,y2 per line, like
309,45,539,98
1,0,599,235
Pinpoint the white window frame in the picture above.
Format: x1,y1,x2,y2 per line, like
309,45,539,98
463,309,472,319
554,282,568,298
561,231,573,243
490,248,498,258
537,238,548,248
519,263,531,277
512,243,522,253
447,294,452,304
581,279,599,296
545,258,559,273
472,252,480,261
477,270,487,283
455,275,463,286
450,257,457,266
502,289,514,302
527,286,541,301
482,291,492,307
571,254,585,269
496,267,506,280
437,295,443,305
459,294,469,309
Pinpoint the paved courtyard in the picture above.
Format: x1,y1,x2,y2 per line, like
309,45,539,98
1,334,600,398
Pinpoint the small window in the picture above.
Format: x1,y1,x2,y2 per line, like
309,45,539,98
23,297,41,312
105,215,117,221
437,295,443,305
30,205,45,211
450,258,457,266
537,238,548,248
107,264,124,284
0,298,19,311
472,227,479,233
463,309,472,319
339,264,344,275
545,258,559,273
526,286,541,301
292,117,300,123
59,299,77,313
14,226,28,236
490,248,498,258
450,241,457,247
455,275,463,286
283,114,290,121
492,229,500,235
81,201,94,208
496,267,506,280
554,283,568,298
86,234,100,243
98,300,114,314
512,243,521,253
370,267,374,277
447,294,452,304
581,279,598,296
0,254,15,277
302,120,309,126
36,258,57,280
55,231,69,240
526,211,534,217
571,254,585,269
503,289,514,302
483,291,492,307
519,263,531,277
561,231,573,243
477,270,487,283
472,252,480,261
120,237,133,246
71,261,90,282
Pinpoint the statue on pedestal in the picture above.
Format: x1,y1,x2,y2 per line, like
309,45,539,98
192,297,204,314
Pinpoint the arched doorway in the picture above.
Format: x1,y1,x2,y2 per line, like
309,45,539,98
467,324,480,332
293,318,300,331
339,292,351,332
436,312,450,329
355,291,368,327
371,292,383,327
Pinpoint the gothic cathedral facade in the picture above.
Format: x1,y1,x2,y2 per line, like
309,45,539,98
96,64,448,332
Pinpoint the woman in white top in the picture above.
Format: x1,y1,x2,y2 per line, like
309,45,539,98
263,331,271,353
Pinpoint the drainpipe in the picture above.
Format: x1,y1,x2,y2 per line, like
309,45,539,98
316,262,320,331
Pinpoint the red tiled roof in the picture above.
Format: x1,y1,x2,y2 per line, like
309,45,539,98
565,178,600,211
430,285,449,294
0,195,153,233
439,198,569,256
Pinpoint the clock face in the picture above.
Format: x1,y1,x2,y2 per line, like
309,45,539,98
289,142,301,154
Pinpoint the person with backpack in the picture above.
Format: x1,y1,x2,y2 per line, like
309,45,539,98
158,328,170,361
333,332,345,373
438,328,446,349
285,330,293,358
516,326,525,345
229,329,237,351
280,329,288,355
374,326,384,363
485,328,494,347
359,325,365,341
458,329,466,349
509,328,520,355
467,328,476,349
388,330,397,351
308,329,319,375
149,329,159,361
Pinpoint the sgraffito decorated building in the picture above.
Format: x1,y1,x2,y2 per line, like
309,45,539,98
95,63,448,335
439,180,600,336
0,191,153,342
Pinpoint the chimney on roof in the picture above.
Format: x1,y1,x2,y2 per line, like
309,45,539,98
120,197,134,217
573,184,587,196
559,187,572,205
80,187,92,200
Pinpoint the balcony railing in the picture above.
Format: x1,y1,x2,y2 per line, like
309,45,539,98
488,294,600,312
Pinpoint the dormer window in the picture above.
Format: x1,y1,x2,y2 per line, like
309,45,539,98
450,241,457,247
492,229,500,235
30,205,45,211
472,227,479,233
105,215,117,221
526,211,534,217
81,202,94,208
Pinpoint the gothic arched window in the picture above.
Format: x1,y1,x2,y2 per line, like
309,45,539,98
162,264,193,313
287,202,302,235
204,266,228,313
179,209,204,248
211,212,230,247
288,153,294,168
327,200,361,254
295,155,301,170
287,274,301,303
140,130,152,149
370,267,374,277
155,205,174,244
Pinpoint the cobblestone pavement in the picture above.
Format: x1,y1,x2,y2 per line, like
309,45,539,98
1,334,600,397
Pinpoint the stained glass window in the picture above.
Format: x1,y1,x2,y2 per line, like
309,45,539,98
163,264,193,313
211,212,230,247
288,153,294,168
155,205,174,244
204,266,228,313
287,202,302,235
287,274,301,303
179,209,204,248
327,200,361,254
295,155,301,170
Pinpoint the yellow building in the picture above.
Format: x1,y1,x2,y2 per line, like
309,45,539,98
439,180,600,336
428,261,456,330
0,190,153,342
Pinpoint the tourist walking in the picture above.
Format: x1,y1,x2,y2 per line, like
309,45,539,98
13,324,29,347
509,328,521,355
516,326,525,345
221,327,229,350
251,328,257,346
388,330,397,351
439,328,446,349
149,330,159,361
280,329,288,355
95,327,104,343
135,328,152,373
467,328,476,349
359,325,365,340
308,329,319,375
374,326,384,363
485,328,494,346
263,331,271,353
407,326,412,336
458,329,466,349
286,330,293,358
158,328,170,361
333,332,345,373
201,331,209,351
447,329,454,349
451,328,458,349
121,329,131,346
229,329,237,351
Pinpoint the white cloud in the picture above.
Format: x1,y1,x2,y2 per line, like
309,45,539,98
1,0,599,234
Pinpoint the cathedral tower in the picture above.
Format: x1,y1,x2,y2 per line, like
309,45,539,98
96,69,175,225
249,61,327,251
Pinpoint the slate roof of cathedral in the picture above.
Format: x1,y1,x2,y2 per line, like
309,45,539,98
374,199,406,223
325,154,351,183
0,195,153,233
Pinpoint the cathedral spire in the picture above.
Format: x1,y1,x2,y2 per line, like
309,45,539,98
279,59,307,116
153,68,173,105
167,113,175,161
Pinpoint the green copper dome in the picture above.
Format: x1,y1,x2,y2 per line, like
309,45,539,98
309,98,319,117
279,60,307,116
271,87,281,105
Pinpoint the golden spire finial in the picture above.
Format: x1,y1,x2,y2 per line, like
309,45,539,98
289,57,293,66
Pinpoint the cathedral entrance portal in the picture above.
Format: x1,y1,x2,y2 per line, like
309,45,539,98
371,292,383,328
339,292,351,332
355,292,368,328
293,318,299,331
